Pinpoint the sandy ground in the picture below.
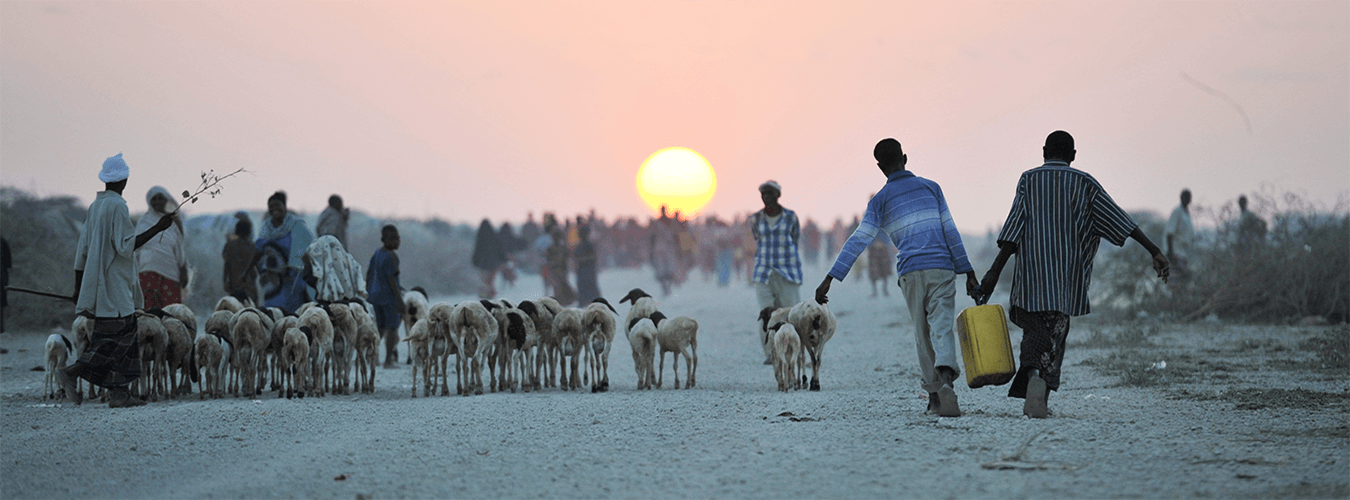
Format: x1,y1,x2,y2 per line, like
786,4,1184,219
2,266,1347,499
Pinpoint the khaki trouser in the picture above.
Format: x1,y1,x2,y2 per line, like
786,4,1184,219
898,268,960,388
756,271,800,360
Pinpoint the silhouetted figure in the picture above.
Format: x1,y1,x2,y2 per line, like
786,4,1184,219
978,131,1168,418
650,206,680,296
1165,189,1195,283
1237,195,1267,249
545,225,576,305
472,219,507,299
367,224,406,368
0,237,9,333
315,194,350,249
222,217,260,304
802,218,822,267
574,225,600,305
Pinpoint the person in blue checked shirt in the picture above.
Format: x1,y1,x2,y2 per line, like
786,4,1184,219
815,138,980,417
749,180,804,362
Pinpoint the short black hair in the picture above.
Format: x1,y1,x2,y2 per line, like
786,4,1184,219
268,190,287,207
328,195,342,208
873,138,904,166
1044,130,1075,157
381,224,398,239
234,218,252,239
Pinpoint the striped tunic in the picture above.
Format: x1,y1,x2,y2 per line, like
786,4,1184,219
828,170,973,281
997,161,1136,316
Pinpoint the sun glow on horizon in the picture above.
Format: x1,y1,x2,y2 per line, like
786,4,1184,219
636,147,716,219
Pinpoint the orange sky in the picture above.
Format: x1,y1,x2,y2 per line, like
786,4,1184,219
2,1,1346,230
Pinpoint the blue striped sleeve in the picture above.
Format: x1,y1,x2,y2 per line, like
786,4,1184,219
935,186,974,274
828,197,882,281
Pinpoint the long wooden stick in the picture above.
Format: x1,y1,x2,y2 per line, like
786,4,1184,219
5,286,75,302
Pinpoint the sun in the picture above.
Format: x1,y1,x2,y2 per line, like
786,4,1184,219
636,147,717,219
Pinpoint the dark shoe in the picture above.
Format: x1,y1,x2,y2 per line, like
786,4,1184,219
56,367,82,405
1024,371,1048,418
926,392,940,414
937,384,961,417
383,361,401,370
108,391,146,408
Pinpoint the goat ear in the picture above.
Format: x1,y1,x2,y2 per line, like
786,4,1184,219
593,297,617,314
501,300,513,309
61,334,74,352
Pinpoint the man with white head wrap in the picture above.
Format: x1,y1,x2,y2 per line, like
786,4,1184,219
135,186,189,309
55,153,175,408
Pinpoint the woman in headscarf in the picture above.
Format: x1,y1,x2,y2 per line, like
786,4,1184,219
255,191,313,313
134,186,189,309
471,219,506,299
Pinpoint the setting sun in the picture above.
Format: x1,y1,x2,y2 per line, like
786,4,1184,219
636,147,717,218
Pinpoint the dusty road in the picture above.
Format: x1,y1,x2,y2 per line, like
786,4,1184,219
2,268,1346,499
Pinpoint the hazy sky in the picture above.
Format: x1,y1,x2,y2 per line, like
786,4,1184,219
2,1,1346,230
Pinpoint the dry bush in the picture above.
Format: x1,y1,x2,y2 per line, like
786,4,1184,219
1093,190,1349,324
0,188,86,330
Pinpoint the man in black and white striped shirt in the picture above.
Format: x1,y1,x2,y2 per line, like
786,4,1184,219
978,130,1169,418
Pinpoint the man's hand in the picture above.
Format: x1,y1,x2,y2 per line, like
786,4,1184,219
815,276,833,304
977,269,1000,303
154,214,174,231
964,271,980,300
1152,252,1170,284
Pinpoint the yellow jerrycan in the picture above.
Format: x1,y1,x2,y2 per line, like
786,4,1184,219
956,303,1016,388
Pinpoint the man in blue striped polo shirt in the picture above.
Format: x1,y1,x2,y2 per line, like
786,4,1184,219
815,138,980,417
979,130,1169,418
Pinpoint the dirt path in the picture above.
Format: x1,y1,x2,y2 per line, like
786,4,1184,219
2,268,1346,499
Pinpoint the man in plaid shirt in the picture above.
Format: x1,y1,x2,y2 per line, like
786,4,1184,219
749,180,804,362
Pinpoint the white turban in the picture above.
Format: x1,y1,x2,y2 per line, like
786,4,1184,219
99,152,130,183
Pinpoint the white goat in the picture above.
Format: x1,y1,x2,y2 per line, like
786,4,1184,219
402,318,434,398
516,300,554,389
133,310,169,401
450,300,497,396
351,304,380,394
626,316,658,390
279,326,311,399
426,302,459,396
758,306,790,364
498,307,539,393
521,298,561,388
771,322,802,392
229,308,269,397
161,316,196,398
619,288,659,336
44,334,74,400
325,303,358,395
401,287,430,364
299,306,334,397
787,299,836,391
551,307,587,391
194,332,230,399
215,295,247,313
582,298,618,392
71,316,95,400
652,311,699,389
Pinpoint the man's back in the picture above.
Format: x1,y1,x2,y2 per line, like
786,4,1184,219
997,162,1136,315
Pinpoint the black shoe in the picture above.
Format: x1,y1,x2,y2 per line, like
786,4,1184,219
1024,370,1048,418
108,391,146,408
926,392,940,414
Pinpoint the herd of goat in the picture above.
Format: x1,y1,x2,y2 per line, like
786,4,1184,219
41,287,837,403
